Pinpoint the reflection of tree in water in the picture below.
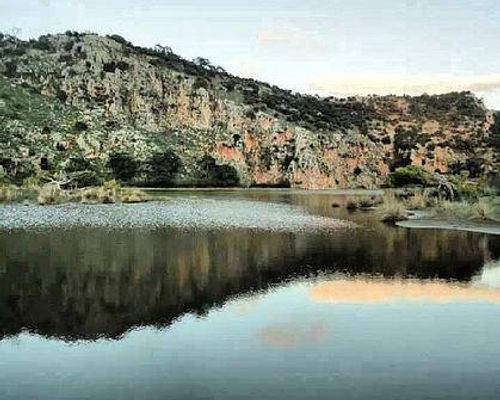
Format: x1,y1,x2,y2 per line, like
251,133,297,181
0,226,498,341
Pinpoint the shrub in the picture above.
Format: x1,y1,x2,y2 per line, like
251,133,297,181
358,195,383,208
108,152,139,183
74,121,89,131
144,150,182,187
31,36,55,52
197,155,240,187
346,196,382,211
64,156,102,187
0,173,11,185
22,176,45,188
405,190,432,210
346,200,358,211
433,198,494,221
80,187,112,204
448,175,481,200
470,199,495,221
379,193,408,223
80,180,119,204
0,185,17,202
37,184,64,205
388,165,431,187
120,188,149,203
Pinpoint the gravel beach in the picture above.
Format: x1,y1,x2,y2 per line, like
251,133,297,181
0,198,354,233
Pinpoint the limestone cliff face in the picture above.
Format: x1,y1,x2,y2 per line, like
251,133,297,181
0,32,497,188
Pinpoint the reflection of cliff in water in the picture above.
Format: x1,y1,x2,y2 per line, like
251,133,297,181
0,226,499,341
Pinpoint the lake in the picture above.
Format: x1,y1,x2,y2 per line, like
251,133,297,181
1,189,500,400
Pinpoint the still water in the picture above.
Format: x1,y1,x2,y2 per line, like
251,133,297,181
1,189,500,400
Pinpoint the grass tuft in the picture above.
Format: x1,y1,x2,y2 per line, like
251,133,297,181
119,188,149,203
379,193,409,223
37,184,65,205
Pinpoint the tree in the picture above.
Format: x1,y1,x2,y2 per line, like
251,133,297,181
108,152,139,183
64,155,101,187
154,44,173,55
193,57,216,72
144,150,182,187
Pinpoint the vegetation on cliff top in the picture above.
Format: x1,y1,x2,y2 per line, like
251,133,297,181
0,31,496,189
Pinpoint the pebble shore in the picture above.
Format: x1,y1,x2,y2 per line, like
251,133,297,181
0,198,353,233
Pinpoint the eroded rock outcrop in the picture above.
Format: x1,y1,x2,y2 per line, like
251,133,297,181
0,32,498,188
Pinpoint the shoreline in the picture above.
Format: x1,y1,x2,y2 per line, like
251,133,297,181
397,218,500,236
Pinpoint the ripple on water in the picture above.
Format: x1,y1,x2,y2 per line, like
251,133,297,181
0,198,354,233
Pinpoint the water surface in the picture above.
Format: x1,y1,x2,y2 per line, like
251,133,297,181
1,189,500,400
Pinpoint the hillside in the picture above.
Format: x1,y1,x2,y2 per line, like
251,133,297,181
0,32,498,189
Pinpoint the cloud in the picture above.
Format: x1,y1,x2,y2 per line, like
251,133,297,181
258,320,329,348
256,21,329,52
310,73,500,96
310,277,500,304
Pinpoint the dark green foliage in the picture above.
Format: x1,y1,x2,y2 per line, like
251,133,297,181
0,158,35,184
116,61,130,71
394,126,428,151
107,33,216,78
144,150,182,187
74,121,89,131
108,152,139,183
58,54,74,63
4,60,18,78
258,91,373,132
488,111,500,149
449,157,484,178
103,62,117,73
192,77,209,90
392,126,429,168
107,34,130,46
64,156,101,187
63,40,74,52
409,92,485,119
64,31,81,38
40,156,49,171
105,120,120,130
56,90,68,102
30,36,55,52
197,155,240,187
389,165,431,187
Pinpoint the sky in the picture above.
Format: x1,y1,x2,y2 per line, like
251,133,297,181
1,0,500,109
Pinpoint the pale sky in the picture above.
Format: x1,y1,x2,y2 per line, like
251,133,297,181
1,0,500,109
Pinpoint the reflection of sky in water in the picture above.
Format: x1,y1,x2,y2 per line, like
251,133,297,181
474,260,500,288
310,276,500,304
2,277,500,400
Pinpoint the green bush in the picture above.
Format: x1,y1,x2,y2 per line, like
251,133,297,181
197,155,240,187
388,166,431,187
144,150,182,187
448,176,481,200
64,156,102,187
108,152,139,184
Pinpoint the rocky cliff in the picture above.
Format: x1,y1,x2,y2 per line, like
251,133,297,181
0,32,498,188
